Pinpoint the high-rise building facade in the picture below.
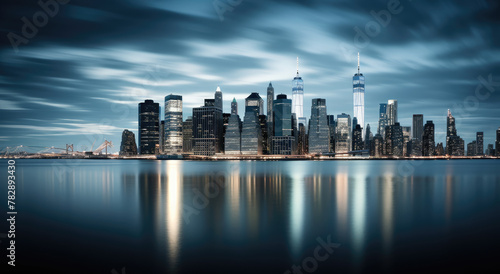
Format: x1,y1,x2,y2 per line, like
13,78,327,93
192,100,223,156
422,120,435,156
182,117,193,154
225,114,241,154
241,93,263,155
292,57,306,127
412,114,424,140
267,82,274,124
138,99,160,154
353,52,365,137
119,129,137,156
335,113,351,154
446,109,464,156
402,126,411,156
164,95,183,154
271,94,294,155
387,99,398,126
308,98,330,154
378,103,388,137
352,124,363,151
231,98,238,115
496,127,500,156
385,122,403,157
327,115,336,153
476,132,484,155
215,86,223,111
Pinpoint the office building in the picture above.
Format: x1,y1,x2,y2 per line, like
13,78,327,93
412,114,424,140
387,99,398,126
327,115,336,153
378,103,388,137
496,127,500,156
422,120,435,156
385,122,403,157
476,132,484,155
192,100,223,156
308,98,329,154
225,114,241,154
335,113,352,154
271,94,294,155
164,95,183,154
182,117,193,154
138,99,160,154
241,93,263,155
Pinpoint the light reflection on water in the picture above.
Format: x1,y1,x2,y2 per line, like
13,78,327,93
9,159,500,273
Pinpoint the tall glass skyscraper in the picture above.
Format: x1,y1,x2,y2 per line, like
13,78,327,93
476,132,484,155
308,98,330,154
335,113,351,154
353,52,365,137
164,95,183,154
378,103,388,136
387,99,398,126
292,57,306,127
422,120,435,156
267,82,274,124
412,114,424,140
271,94,294,155
241,93,263,155
138,99,159,155
224,114,241,154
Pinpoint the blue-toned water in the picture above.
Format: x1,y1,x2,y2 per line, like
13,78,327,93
2,159,500,273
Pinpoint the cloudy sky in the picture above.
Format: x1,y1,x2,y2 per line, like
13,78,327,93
1,0,499,153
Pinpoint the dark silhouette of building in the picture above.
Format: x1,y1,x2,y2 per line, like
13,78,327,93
138,99,159,154
272,94,294,155
422,120,435,156
231,98,238,115
372,134,384,157
385,122,403,157
119,129,137,156
496,127,500,156
192,99,223,156
327,115,336,153
412,114,424,140
435,143,445,156
182,117,193,154
467,141,477,156
352,124,363,152
476,132,484,155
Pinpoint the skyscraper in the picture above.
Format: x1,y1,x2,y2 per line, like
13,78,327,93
476,132,484,155
245,92,264,115
225,114,241,154
231,98,238,115
422,120,435,156
353,52,365,137
138,99,159,155
119,129,137,156
335,113,351,154
267,82,274,124
385,122,403,157
446,109,463,156
378,103,388,137
241,93,263,155
387,100,398,126
412,114,424,140
182,117,193,154
402,126,411,156
292,57,306,127
308,98,330,154
192,100,223,156
327,115,336,153
164,95,183,155
272,94,294,155
352,124,363,152
215,86,223,111
496,127,500,156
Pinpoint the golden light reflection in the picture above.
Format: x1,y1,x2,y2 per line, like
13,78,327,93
165,160,183,268
381,174,394,256
335,170,348,238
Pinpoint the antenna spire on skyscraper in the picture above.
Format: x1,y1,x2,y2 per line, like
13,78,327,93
357,52,360,74
296,56,299,75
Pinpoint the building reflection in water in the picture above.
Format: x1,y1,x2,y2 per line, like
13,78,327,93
351,164,367,266
165,161,183,270
335,167,349,239
288,162,306,259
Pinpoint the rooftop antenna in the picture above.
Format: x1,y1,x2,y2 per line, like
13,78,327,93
357,52,360,74
296,56,299,75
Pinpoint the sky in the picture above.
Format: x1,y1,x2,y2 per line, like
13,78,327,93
1,0,499,153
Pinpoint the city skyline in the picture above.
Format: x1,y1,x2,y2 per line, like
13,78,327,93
1,0,500,152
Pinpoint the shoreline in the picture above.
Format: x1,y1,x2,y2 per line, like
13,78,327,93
2,155,498,161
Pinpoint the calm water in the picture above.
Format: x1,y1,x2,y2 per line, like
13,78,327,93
2,159,500,273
